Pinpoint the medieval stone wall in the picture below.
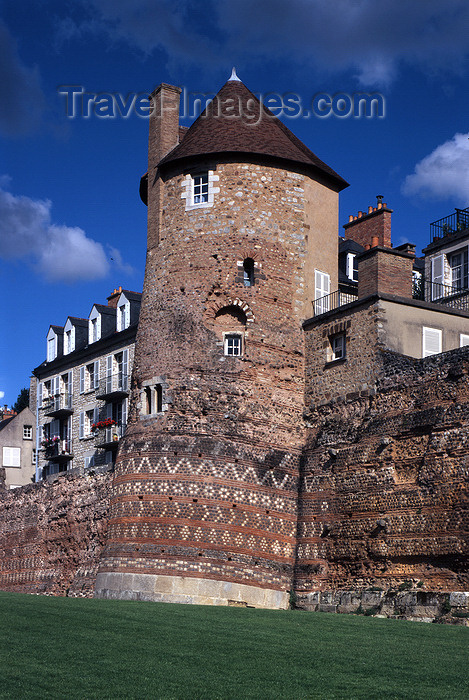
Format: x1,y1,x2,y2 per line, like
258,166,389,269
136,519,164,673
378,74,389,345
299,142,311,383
0,469,111,597
297,345,469,596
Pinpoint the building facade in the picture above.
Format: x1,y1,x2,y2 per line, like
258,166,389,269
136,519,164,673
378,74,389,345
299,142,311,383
33,288,141,480
0,407,35,489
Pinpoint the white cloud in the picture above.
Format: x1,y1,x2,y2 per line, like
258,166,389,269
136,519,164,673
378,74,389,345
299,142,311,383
402,133,469,204
0,391,4,400
0,181,111,282
70,0,469,86
107,245,136,276
0,21,45,136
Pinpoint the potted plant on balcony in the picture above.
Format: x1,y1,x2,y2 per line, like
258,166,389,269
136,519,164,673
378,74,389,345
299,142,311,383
91,418,116,431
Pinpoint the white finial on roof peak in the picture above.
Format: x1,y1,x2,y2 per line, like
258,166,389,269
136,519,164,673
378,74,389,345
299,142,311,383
228,67,241,82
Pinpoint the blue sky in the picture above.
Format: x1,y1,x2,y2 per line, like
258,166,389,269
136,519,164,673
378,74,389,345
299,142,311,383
1,0,469,406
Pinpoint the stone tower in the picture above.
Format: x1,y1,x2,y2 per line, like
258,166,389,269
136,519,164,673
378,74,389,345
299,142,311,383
95,73,348,608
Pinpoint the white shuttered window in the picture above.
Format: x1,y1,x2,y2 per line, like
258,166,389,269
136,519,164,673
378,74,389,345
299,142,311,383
314,270,330,315
431,255,444,299
422,327,442,357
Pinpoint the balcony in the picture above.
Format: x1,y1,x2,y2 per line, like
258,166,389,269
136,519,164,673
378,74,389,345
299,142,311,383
95,373,130,400
96,423,126,450
44,392,73,417
413,279,469,311
429,208,469,244
312,287,358,317
44,439,73,463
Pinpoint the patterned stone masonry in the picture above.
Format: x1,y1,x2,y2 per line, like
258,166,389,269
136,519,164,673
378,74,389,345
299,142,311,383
297,343,469,596
95,150,341,605
0,470,111,596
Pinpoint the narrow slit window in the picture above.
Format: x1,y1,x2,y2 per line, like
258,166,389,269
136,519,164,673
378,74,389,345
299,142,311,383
243,258,255,287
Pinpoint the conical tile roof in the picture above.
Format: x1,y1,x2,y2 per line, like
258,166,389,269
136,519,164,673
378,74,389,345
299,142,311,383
159,78,348,190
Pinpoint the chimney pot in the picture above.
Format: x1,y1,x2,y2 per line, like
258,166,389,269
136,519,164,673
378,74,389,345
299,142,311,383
349,215,354,222
368,206,373,214
371,236,379,247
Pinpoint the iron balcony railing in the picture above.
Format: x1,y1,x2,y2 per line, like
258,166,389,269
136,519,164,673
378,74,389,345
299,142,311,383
413,279,469,311
43,392,73,414
312,287,358,317
430,207,469,243
44,439,72,459
102,423,126,444
96,373,129,397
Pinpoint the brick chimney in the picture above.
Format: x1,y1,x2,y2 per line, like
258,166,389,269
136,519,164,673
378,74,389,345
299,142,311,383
343,195,393,248
147,83,182,251
357,246,415,299
107,286,123,308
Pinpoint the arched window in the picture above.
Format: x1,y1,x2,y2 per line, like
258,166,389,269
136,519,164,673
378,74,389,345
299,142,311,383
243,258,255,287
215,305,247,357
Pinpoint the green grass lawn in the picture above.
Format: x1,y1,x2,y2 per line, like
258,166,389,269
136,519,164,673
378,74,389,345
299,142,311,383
0,591,467,699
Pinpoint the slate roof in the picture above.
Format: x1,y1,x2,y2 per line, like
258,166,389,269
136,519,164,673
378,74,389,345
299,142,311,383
92,304,117,317
66,316,88,327
339,238,365,255
120,290,142,303
159,79,348,190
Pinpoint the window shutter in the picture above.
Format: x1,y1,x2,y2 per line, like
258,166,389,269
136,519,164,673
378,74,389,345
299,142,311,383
431,255,444,299
106,355,113,393
93,406,99,424
122,349,129,390
423,327,442,357
93,361,99,389
122,398,128,430
80,366,85,394
38,383,43,408
125,303,130,328
79,412,85,439
106,403,113,420
314,270,330,314
3,447,21,467
51,419,60,438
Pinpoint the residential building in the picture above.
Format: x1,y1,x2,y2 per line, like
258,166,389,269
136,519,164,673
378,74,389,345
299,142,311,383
33,287,141,480
0,407,36,488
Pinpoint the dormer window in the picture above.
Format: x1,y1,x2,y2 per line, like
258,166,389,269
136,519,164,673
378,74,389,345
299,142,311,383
89,308,101,344
63,320,76,355
47,337,56,361
117,297,130,332
64,330,72,354
46,328,59,361
91,318,98,342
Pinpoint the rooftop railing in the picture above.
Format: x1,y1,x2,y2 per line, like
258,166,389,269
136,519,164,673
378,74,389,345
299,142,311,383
414,279,469,311
429,208,469,243
312,287,358,317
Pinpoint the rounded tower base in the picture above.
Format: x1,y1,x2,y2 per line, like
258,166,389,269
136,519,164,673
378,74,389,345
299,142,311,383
94,572,289,609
